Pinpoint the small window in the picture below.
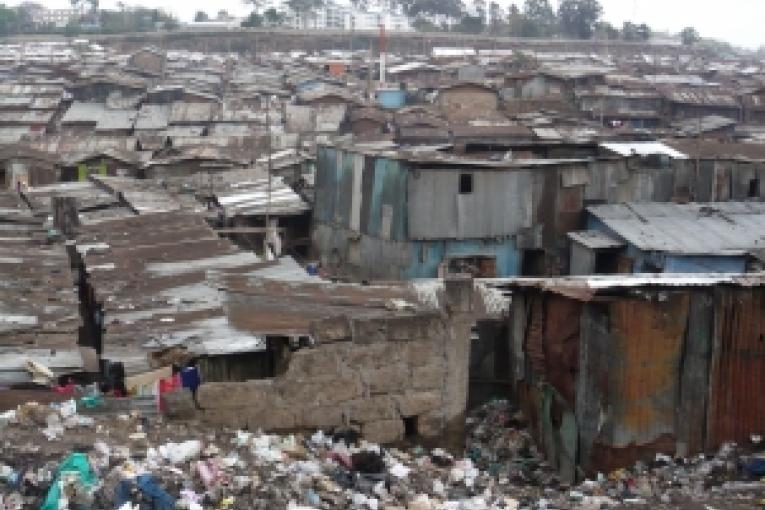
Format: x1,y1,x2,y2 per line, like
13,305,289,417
459,173,473,194
749,178,760,198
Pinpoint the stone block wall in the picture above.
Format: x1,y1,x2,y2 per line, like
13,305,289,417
192,279,475,445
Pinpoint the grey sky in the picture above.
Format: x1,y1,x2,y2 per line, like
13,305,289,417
17,0,765,49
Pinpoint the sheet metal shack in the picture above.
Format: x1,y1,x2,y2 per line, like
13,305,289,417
499,273,765,481
313,143,762,280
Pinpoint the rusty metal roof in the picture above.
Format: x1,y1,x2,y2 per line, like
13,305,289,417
75,210,265,374
0,191,82,384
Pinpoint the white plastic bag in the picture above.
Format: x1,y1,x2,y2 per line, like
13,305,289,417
159,440,202,464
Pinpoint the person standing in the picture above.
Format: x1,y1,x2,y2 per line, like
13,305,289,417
180,361,202,410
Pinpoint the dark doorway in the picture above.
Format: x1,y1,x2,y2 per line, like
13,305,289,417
467,320,511,410
521,249,546,276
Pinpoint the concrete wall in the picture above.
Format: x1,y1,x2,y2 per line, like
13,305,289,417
191,279,475,445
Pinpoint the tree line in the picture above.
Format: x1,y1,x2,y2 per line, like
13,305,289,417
0,1,178,36
241,0,703,44
0,0,703,45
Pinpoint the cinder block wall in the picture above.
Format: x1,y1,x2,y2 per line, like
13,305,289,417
194,278,475,445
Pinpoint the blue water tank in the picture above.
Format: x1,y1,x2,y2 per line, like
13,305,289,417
376,88,406,109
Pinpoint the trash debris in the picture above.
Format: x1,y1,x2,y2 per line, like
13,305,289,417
1,398,765,510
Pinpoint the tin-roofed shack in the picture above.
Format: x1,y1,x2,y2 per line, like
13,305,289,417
313,142,763,281
573,202,765,274
498,273,765,481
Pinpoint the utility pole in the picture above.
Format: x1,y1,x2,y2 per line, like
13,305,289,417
264,95,273,256
379,22,386,86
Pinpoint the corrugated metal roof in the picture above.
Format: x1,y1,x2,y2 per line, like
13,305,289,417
135,104,170,130
568,230,625,249
0,110,54,125
216,174,309,217
61,101,107,124
95,109,137,131
0,190,82,383
488,272,765,294
600,141,688,159
168,102,217,124
588,202,765,256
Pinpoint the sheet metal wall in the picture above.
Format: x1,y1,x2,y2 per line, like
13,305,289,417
407,169,533,240
510,286,765,478
314,146,765,280
706,288,765,449
314,147,408,242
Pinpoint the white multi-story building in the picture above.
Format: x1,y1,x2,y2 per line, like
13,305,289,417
29,8,81,28
278,0,412,32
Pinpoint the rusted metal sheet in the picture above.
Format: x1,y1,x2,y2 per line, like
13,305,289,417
676,290,714,456
510,282,765,478
525,296,546,378
607,294,688,448
706,288,765,449
543,294,581,404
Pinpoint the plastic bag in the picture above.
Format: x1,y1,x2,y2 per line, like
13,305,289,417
40,453,97,510
159,440,202,464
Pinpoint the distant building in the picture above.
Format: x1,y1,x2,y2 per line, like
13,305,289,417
29,7,81,28
281,0,411,31
571,202,765,275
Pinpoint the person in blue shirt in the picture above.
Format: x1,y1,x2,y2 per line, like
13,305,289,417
180,360,202,410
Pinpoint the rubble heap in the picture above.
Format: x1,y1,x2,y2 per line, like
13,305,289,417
1,399,765,510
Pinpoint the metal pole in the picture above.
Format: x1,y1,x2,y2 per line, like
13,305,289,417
265,95,272,255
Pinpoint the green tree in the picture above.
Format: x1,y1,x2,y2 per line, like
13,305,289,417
396,0,465,24
194,10,209,22
488,1,503,34
242,0,264,11
522,0,555,37
622,21,650,41
98,6,177,33
454,14,483,33
0,4,20,35
680,26,700,45
287,0,325,28
241,11,262,26
412,17,441,31
263,8,286,25
473,0,486,23
558,0,602,39
593,21,618,40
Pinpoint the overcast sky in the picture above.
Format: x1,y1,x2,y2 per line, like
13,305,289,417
17,0,765,49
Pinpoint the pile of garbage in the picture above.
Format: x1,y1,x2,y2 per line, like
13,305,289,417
1,398,765,510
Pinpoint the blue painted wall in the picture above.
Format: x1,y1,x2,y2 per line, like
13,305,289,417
664,255,746,273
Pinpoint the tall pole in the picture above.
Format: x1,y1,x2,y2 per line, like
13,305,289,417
379,22,386,86
265,95,272,255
